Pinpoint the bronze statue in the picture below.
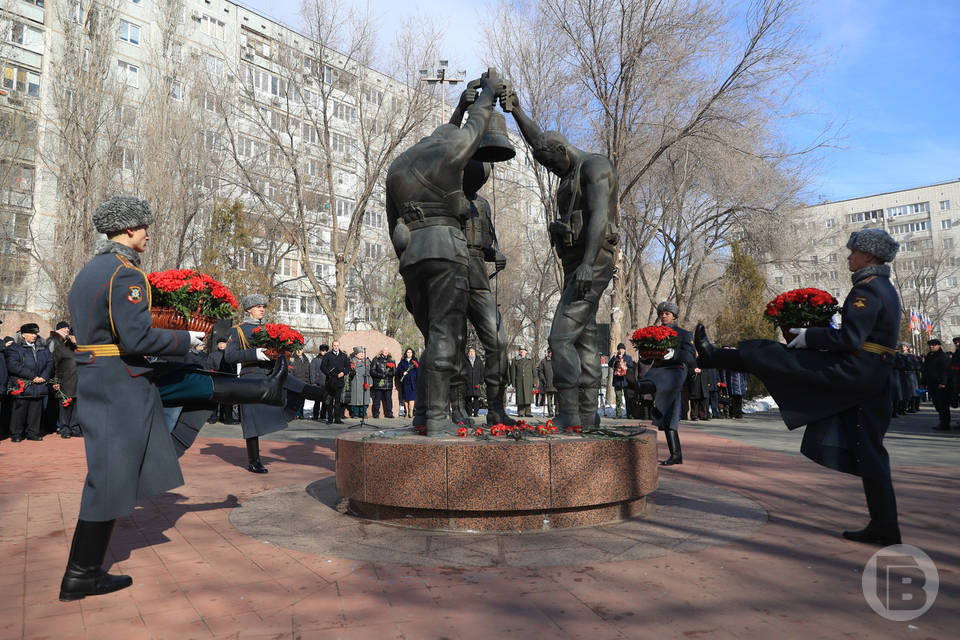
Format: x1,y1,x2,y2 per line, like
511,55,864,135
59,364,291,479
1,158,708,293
446,86,517,426
385,71,506,435
502,90,619,428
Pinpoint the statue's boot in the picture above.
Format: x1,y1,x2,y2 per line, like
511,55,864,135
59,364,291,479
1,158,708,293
579,387,600,430
485,383,518,426
424,370,459,437
449,384,474,427
552,387,581,429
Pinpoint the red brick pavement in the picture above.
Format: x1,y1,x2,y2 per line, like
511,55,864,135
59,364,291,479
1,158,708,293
0,430,956,639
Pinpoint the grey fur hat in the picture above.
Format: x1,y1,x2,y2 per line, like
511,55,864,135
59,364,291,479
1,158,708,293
93,195,155,234
241,294,267,310
847,228,899,263
656,301,679,316
352,346,364,355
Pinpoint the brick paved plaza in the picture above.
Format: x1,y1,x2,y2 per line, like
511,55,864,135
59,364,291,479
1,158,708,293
1,409,956,639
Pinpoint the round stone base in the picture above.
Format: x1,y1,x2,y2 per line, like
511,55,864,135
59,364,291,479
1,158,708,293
336,428,658,532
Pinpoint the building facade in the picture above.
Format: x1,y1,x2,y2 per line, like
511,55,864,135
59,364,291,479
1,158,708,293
765,179,960,340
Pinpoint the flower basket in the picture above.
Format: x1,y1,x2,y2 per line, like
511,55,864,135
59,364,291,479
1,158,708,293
249,323,305,355
764,288,839,340
147,269,238,333
151,306,217,333
630,325,678,359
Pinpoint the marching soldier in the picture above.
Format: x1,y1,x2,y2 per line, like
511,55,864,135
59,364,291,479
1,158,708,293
696,228,904,545
640,302,697,465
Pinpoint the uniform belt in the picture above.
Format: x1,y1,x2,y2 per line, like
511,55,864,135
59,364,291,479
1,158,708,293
77,344,126,357
861,342,895,356
406,217,461,231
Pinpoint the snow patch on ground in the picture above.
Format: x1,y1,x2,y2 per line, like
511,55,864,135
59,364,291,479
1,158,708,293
744,396,778,413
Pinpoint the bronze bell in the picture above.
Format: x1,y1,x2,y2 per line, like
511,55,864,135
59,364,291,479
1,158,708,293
472,112,515,163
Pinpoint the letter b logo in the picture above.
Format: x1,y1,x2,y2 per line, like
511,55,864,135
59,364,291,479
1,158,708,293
863,544,938,621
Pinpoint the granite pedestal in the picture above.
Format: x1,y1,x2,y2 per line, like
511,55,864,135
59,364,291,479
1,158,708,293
335,429,658,531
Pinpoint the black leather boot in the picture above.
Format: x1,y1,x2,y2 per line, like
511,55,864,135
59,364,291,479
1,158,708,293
843,476,901,545
660,430,683,465
211,358,287,406
695,324,747,371
59,520,132,601
246,437,268,473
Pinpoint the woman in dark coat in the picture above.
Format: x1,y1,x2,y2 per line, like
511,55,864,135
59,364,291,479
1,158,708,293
397,348,419,418
697,229,904,546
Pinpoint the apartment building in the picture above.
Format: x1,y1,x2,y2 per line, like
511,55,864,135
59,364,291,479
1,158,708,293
765,179,960,339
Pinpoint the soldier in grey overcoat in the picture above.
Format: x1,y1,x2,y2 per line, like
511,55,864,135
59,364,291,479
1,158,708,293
224,295,286,474
509,347,536,417
59,196,207,602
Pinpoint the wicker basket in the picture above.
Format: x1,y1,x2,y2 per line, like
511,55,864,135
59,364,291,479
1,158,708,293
151,307,215,333
637,348,668,360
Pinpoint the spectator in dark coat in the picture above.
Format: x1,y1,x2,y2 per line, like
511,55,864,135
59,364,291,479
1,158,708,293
49,323,81,438
319,340,350,424
686,367,710,420
719,364,748,418
370,349,396,418
6,323,55,441
924,339,951,431
609,343,633,419
396,348,419,419
464,347,484,417
702,367,720,419
185,342,212,369
537,349,557,417
289,348,311,418
310,344,329,420
346,347,372,418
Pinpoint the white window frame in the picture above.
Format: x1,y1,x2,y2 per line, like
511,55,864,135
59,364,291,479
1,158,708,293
117,60,139,88
201,14,226,40
118,20,141,46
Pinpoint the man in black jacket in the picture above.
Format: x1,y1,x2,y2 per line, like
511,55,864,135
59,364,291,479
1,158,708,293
319,340,349,424
310,344,329,421
49,323,81,438
6,323,55,442
924,339,951,431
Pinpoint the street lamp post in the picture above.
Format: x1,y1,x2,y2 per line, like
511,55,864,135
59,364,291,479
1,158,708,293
419,60,466,127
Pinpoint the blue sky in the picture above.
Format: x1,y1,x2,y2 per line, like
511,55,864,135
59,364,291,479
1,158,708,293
239,0,960,205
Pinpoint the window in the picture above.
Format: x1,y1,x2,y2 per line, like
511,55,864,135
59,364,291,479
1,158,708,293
116,104,137,126
118,20,141,45
278,296,299,314
113,147,138,170
889,220,930,234
301,122,318,143
333,100,357,123
336,198,354,221
808,255,818,264
848,209,883,223
280,257,299,278
2,64,41,97
117,60,139,88
200,14,226,40
827,254,838,263
887,202,930,218
941,200,951,211
362,241,384,260
793,275,802,284
203,130,219,152
168,79,182,100
330,132,355,155
942,219,952,230
830,271,838,281
300,296,320,315
365,210,385,229
23,1,44,6
240,29,272,58
944,237,954,250
204,54,224,78
825,218,835,228
948,277,959,288
774,276,783,285
313,262,333,280
10,22,43,51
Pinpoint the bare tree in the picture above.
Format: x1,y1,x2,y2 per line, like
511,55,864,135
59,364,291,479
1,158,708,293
210,0,441,338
